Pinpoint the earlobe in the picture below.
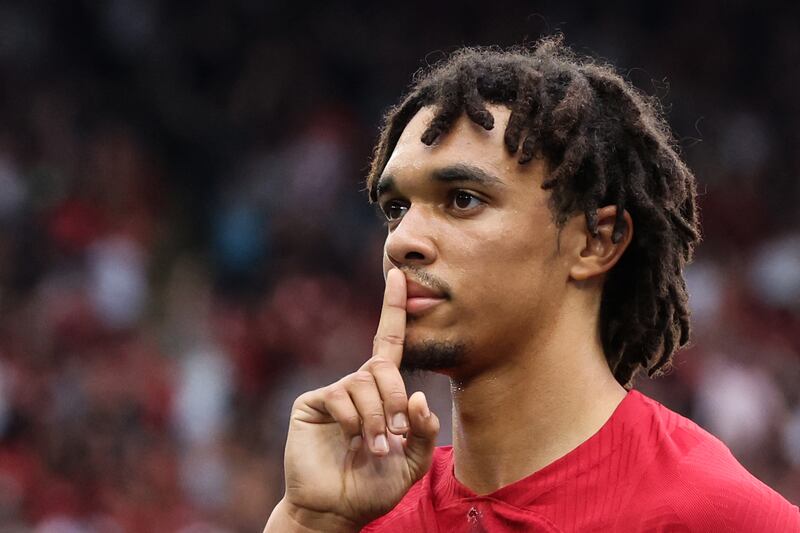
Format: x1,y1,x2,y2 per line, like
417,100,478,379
570,206,633,281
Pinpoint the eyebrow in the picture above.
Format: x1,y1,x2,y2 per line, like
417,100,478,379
375,164,505,199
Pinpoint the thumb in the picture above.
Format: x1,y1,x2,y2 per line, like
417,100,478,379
404,391,440,481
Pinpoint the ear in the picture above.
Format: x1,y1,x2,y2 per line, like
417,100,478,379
569,205,633,281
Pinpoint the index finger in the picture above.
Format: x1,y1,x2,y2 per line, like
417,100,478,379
372,268,407,366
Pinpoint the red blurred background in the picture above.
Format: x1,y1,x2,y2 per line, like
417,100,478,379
0,1,798,530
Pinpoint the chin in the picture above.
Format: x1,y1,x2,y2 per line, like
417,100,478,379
400,339,468,373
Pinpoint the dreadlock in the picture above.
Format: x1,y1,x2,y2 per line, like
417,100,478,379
366,36,701,388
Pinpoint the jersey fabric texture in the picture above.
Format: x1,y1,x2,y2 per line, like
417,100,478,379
362,390,800,532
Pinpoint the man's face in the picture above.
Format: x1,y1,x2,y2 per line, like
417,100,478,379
377,105,572,378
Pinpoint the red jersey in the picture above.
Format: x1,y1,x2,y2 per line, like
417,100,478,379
363,390,800,532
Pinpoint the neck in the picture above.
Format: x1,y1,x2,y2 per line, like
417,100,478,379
449,305,626,495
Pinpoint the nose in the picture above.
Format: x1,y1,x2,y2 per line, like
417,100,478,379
384,205,437,268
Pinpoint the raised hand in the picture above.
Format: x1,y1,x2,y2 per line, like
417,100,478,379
265,269,440,533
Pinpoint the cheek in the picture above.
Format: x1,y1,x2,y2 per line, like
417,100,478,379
437,203,561,294
479,217,558,277
455,222,560,312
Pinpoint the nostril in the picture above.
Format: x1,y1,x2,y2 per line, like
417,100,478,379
405,251,425,260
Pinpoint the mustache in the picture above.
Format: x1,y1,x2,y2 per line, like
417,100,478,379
401,265,451,299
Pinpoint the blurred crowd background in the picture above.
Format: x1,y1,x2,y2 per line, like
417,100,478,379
0,1,799,531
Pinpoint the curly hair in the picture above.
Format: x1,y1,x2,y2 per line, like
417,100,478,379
365,36,701,388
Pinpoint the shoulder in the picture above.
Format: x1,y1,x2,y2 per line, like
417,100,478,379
668,434,800,530
626,392,800,531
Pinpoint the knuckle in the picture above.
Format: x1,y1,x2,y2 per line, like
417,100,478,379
324,385,348,401
349,370,375,387
385,390,408,404
341,414,362,433
374,333,404,347
292,390,316,410
364,412,387,428
368,357,395,370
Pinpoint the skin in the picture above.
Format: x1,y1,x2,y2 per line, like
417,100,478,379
265,105,633,532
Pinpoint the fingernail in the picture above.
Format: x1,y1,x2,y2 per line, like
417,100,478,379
374,434,389,453
421,400,431,419
392,412,408,430
349,435,362,451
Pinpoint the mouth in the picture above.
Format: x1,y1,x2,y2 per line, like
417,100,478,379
406,279,447,315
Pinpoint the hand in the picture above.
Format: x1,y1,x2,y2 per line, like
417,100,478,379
265,269,440,532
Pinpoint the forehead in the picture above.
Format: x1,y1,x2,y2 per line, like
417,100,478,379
380,104,546,190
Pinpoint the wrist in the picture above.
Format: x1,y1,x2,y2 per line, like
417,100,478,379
264,498,361,533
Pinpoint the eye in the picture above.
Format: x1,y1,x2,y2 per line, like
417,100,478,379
382,200,409,221
451,190,483,211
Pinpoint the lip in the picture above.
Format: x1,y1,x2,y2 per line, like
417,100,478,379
406,279,445,299
405,279,446,315
406,296,446,315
